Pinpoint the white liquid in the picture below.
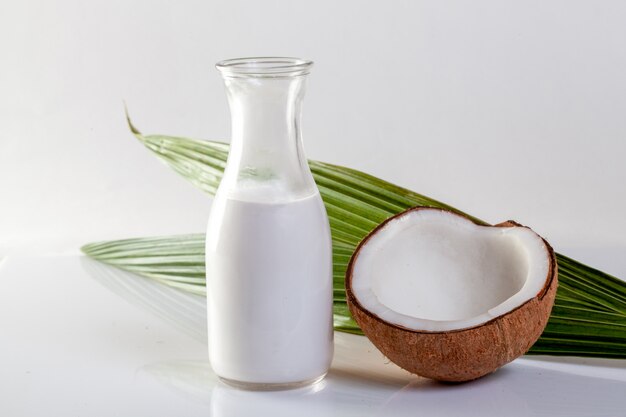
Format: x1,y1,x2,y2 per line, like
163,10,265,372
206,191,334,386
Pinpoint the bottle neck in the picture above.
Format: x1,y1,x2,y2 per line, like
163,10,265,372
225,76,305,165
219,73,316,202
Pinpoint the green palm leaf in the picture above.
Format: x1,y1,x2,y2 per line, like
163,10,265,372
82,119,626,358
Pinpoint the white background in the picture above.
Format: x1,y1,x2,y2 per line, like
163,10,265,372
1,0,625,279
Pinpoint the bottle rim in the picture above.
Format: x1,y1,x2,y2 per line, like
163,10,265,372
216,57,313,78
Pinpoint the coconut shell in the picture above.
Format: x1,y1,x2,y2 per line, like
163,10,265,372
345,207,558,382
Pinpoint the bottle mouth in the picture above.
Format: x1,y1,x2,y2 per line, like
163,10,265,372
216,57,313,78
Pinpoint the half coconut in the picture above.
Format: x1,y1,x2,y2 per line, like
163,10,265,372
346,207,557,382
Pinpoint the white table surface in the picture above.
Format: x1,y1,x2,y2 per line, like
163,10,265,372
1,253,625,417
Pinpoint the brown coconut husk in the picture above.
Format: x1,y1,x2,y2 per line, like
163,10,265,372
345,207,558,382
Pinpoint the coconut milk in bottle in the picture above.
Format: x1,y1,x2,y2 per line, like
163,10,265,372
206,58,333,389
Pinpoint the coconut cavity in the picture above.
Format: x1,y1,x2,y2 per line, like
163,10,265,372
351,209,550,332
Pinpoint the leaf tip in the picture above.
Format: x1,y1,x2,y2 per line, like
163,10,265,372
124,102,142,136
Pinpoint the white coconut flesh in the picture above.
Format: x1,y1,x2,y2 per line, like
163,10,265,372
351,209,551,332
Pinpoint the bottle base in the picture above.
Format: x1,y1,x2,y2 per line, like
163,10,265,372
218,373,327,391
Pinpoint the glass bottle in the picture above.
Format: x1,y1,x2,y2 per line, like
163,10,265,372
206,57,333,390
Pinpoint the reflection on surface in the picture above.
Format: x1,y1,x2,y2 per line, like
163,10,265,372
140,359,401,416
210,381,336,417
81,257,207,343
140,358,626,417
83,257,626,417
